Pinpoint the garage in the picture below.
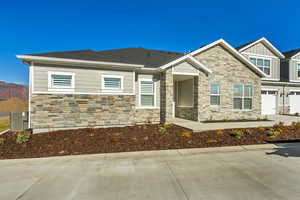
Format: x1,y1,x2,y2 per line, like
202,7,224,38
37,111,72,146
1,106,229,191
261,90,278,115
289,91,300,114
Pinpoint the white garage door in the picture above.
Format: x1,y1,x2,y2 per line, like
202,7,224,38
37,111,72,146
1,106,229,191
261,90,277,115
289,91,300,114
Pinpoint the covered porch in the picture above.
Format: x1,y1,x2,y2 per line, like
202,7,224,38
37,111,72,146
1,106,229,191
173,74,198,121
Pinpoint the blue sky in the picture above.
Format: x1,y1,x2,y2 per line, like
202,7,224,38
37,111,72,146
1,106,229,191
0,0,299,85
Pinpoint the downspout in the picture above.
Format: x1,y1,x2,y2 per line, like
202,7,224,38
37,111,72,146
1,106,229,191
282,85,285,114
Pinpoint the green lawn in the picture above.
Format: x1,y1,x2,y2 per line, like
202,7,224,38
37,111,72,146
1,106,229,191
0,117,9,132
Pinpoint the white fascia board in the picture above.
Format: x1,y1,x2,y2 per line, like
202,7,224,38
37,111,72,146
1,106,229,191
159,54,213,74
16,55,144,68
191,39,266,77
159,54,190,70
238,37,285,59
159,38,266,77
291,52,300,59
187,55,212,74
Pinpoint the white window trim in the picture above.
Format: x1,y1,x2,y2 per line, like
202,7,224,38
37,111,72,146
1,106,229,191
233,84,253,111
101,75,124,93
48,71,75,92
138,79,156,109
249,56,272,78
210,82,220,106
296,62,300,79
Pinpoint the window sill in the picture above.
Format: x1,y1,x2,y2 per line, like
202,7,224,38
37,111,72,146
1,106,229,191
136,107,159,110
48,88,75,92
176,105,194,108
233,109,253,112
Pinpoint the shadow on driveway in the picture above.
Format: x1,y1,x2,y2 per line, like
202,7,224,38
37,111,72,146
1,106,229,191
266,142,300,158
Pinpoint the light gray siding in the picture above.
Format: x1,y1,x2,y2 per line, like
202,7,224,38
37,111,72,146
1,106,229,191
135,73,161,108
243,42,277,57
240,42,281,80
172,61,199,74
33,63,135,94
289,59,300,82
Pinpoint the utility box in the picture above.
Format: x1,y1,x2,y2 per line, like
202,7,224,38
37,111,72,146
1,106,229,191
10,111,29,131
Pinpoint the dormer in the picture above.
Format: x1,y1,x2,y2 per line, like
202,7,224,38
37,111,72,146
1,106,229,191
236,38,285,81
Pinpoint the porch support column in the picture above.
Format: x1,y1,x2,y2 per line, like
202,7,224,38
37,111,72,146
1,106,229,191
160,68,174,123
193,76,199,121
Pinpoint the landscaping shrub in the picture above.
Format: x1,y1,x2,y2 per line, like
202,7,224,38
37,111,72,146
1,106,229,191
272,122,285,133
245,129,253,135
292,122,300,130
0,138,5,145
207,139,218,143
257,127,266,132
230,129,244,139
159,122,173,133
267,128,281,138
181,131,192,138
16,131,31,144
216,130,224,135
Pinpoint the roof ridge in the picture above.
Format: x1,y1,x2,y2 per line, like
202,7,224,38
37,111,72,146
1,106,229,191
97,47,183,55
283,48,300,54
28,49,95,56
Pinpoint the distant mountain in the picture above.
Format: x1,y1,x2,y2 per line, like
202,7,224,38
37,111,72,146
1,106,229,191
0,81,28,100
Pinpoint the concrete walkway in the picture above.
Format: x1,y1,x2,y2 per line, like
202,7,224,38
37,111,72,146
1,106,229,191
171,115,300,132
1,143,300,200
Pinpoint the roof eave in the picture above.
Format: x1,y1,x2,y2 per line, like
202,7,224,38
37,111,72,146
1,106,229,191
16,55,144,69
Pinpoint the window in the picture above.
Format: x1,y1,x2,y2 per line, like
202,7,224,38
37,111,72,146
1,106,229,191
250,57,271,75
102,75,123,92
140,80,155,107
210,83,220,105
297,63,300,78
48,72,75,91
233,84,253,110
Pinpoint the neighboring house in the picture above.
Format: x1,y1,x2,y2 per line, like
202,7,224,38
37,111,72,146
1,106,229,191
16,38,298,133
237,38,300,115
281,49,300,114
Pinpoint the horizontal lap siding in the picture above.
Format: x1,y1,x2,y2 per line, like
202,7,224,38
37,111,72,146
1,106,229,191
33,63,134,94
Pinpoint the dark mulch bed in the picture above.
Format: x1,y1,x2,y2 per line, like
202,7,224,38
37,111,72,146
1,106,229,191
1,123,300,159
202,119,271,123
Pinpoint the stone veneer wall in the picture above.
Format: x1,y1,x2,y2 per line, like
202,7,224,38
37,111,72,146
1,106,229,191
194,45,262,121
160,69,174,123
31,94,160,129
135,109,160,124
175,107,195,120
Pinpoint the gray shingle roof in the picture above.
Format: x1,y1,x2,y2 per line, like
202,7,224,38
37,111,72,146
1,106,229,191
29,48,184,68
283,49,300,59
235,39,259,51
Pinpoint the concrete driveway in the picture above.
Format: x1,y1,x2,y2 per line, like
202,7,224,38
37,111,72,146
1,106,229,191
1,143,300,200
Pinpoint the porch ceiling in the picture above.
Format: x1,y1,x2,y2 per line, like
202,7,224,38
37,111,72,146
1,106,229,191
173,75,195,81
